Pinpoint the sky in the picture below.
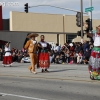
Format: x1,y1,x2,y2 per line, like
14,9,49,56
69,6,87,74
0,0,100,19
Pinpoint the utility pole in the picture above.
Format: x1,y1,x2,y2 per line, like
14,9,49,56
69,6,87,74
81,0,83,39
89,0,92,32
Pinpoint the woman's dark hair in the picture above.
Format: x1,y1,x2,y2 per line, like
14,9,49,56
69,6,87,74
56,43,59,46
40,35,44,37
23,33,31,47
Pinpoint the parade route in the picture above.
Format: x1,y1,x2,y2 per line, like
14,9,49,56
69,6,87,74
0,62,100,100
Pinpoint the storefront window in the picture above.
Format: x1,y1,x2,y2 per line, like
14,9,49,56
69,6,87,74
66,34,77,43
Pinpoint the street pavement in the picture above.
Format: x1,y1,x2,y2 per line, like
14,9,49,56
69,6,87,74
0,62,100,100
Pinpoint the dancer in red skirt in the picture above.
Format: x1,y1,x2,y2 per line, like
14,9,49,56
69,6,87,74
85,23,100,79
37,35,51,73
2,42,12,67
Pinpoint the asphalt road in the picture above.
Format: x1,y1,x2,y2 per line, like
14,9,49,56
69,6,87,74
0,62,100,100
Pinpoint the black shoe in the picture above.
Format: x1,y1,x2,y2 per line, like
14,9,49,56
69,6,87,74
45,69,49,72
41,69,45,73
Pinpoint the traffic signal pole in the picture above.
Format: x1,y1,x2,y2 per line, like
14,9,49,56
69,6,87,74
89,0,92,32
81,0,83,39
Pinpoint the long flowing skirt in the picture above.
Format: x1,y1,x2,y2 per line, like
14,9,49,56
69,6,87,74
37,52,50,69
2,56,13,66
88,47,100,75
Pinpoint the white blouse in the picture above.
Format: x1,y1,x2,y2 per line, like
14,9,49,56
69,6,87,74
5,46,11,56
31,40,37,44
39,42,47,47
93,33,100,46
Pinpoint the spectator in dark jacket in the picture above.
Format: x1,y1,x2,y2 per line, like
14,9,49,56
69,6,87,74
77,43,83,53
83,49,91,64
83,41,89,54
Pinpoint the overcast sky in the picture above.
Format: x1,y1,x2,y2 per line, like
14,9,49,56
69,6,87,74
0,0,100,19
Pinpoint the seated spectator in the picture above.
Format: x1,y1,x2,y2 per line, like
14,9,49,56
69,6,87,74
77,51,83,64
59,53,65,64
52,50,60,64
73,51,78,64
0,48,3,61
21,54,30,63
54,43,61,52
69,51,74,64
12,52,18,62
17,51,23,63
49,50,54,63
65,49,70,63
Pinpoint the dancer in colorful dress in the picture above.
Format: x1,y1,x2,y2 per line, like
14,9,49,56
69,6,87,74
37,35,51,73
24,33,38,74
2,42,13,67
85,24,100,79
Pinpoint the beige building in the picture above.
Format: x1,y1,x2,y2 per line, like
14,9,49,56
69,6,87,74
9,11,100,46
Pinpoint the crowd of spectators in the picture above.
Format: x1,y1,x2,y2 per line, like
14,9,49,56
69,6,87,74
50,40,93,64
0,40,93,64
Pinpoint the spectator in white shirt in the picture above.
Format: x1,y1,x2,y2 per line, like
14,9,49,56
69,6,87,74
55,43,60,52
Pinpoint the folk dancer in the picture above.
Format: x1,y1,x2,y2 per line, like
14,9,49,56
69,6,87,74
37,35,51,73
85,24,100,76
24,33,38,74
2,42,13,67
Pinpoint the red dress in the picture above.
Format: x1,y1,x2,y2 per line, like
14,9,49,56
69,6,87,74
2,46,12,66
37,41,50,69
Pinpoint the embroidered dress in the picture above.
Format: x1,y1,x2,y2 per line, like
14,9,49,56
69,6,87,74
37,41,50,69
88,33,100,75
2,46,12,66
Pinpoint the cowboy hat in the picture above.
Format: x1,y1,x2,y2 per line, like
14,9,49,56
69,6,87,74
27,33,39,38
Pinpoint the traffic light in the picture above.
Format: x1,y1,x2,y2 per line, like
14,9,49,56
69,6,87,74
76,12,81,27
77,30,81,36
85,18,93,32
77,30,84,36
24,3,28,13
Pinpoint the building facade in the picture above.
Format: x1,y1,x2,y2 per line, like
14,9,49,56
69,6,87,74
0,8,100,49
